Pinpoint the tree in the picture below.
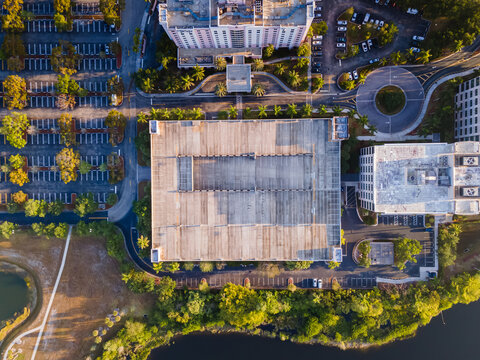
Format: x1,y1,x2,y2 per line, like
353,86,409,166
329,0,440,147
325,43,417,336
54,223,69,238
309,21,328,36
288,71,301,88
453,39,463,52
343,79,355,90
357,241,371,268
438,224,461,268
0,221,17,239
181,75,195,91
390,51,405,65
192,65,205,82
252,59,264,72
328,261,341,269
199,262,214,272
286,103,297,118
137,235,150,249
99,0,125,28
379,57,388,66
258,105,268,119
1,112,29,149
318,104,327,115
58,113,76,146
74,193,98,217
284,261,313,270
215,57,227,71
252,83,266,97
302,103,313,117
78,160,92,175
54,0,73,31
3,75,27,110
358,114,369,127
274,63,286,76
416,49,432,64
274,105,283,117
12,190,27,204
105,110,126,146
107,193,118,206
153,263,163,274
394,237,422,270
9,154,24,169
297,43,311,57
333,106,342,116
378,23,398,47
24,199,47,217
9,168,28,186
357,72,367,85
264,44,274,58
2,34,26,71
219,283,265,328
312,77,324,91
295,57,310,69
50,40,80,75
2,0,25,32
48,200,64,216
228,105,237,119
56,147,80,184
215,82,227,97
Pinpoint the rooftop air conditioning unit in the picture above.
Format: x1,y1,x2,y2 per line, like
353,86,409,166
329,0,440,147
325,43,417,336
463,156,479,166
462,187,479,197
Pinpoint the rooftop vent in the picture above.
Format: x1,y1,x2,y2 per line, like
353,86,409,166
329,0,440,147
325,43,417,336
462,156,479,166
461,187,479,197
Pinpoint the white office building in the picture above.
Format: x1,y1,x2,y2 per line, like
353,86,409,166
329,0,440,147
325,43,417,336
359,142,480,215
455,76,480,142
158,0,314,51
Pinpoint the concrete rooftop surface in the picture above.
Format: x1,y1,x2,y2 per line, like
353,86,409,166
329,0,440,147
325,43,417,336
149,118,342,262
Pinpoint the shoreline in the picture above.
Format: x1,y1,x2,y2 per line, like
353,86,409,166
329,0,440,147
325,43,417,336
0,260,42,357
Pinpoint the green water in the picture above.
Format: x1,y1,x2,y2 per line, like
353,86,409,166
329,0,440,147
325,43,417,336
0,272,29,322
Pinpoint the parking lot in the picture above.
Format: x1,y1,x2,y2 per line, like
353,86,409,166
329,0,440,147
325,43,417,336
378,214,424,227
26,20,115,33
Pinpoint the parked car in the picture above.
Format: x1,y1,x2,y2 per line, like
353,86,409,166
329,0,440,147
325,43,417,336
413,35,425,41
336,37,346,42
318,279,323,289
313,46,322,51
313,278,318,288
353,69,358,80
374,19,379,27
410,47,421,53
337,20,347,25
313,52,323,56
313,35,323,40
369,18,374,24
315,6,322,11
362,42,368,52
312,40,322,45
411,40,420,47
105,44,110,55
375,0,380,3
312,68,321,73
369,57,379,64
336,42,346,48
377,20,384,29
362,13,370,24
384,0,391,5
347,72,353,80
367,39,373,49
315,12,322,18
337,26,347,32
407,7,418,14
351,12,358,22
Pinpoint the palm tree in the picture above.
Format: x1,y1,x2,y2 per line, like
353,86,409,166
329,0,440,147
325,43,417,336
405,47,415,60
192,65,205,81
274,105,282,117
357,72,367,85
286,103,297,118
150,108,163,120
390,51,404,65
312,77,324,91
416,49,432,64
215,57,227,71
228,105,237,119
165,76,180,93
161,56,172,70
379,57,388,66
288,70,301,88
174,108,185,120
333,106,342,116
358,114,369,127
252,83,266,97
368,124,377,134
143,78,153,93
252,59,264,71
244,107,252,118
302,103,313,117
159,108,170,120
137,112,148,123
153,263,163,274
137,235,150,249
294,57,310,69
318,104,327,116
215,82,227,97
345,80,355,90
190,107,203,120
274,63,286,76
348,109,357,118
181,75,195,91
258,105,268,118
453,39,463,53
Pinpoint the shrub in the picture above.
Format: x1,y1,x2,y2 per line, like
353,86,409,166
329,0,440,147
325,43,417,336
199,262,214,272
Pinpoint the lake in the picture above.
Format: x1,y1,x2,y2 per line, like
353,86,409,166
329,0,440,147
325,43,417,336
150,300,480,360
0,272,29,322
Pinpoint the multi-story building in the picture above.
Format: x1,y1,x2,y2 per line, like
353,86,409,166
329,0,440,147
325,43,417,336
158,0,314,50
455,76,480,141
359,142,480,215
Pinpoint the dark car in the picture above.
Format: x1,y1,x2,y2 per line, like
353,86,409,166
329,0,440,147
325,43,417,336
336,37,346,42
313,52,323,56
312,46,322,51
312,68,321,73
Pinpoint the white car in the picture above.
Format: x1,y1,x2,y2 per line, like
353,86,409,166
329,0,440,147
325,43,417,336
312,40,322,45
347,72,353,80
337,20,347,25
313,278,318,288
410,47,421,53
413,35,425,41
374,19,379,27
369,18,374,24
336,42,346,48
317,279,323,289
407,8,419,14
378,20,384,30
315,6,322,11
313,35,323,40
362,42,368,52
353,70,358,80
337,26,347,32
367,39,373,49
375,0,380,3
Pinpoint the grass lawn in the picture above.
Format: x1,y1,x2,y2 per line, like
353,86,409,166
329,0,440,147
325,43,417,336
264,59,309,92
347,22,380,45
375,85,406,115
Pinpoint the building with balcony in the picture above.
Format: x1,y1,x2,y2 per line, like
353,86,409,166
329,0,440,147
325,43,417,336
359,142,480,215
455,76,480,141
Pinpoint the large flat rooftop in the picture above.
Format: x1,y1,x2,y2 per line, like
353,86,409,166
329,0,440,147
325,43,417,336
150,118,341,261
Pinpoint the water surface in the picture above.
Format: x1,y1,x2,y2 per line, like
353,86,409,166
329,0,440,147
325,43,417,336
0,272,29,322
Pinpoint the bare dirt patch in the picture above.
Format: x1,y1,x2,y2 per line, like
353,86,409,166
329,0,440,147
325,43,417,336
0,231,155,360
